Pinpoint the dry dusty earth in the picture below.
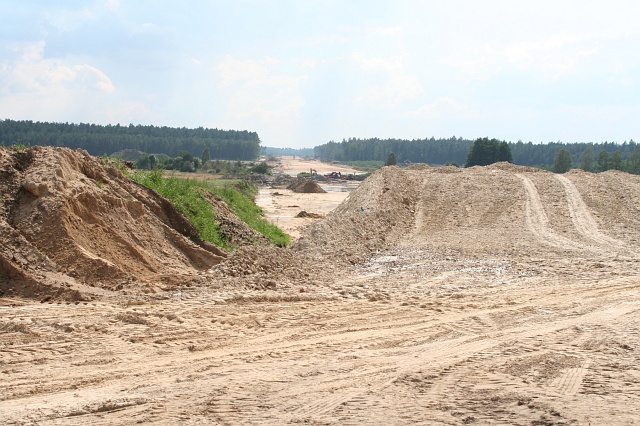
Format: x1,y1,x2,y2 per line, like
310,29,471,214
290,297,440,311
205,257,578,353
271,156,360,177
2,152,640,425
255,187,353,240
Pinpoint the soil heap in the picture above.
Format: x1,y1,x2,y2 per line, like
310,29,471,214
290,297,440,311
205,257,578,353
293,166,417,264
287,179,326,193
0,146,226,300
294,163,640,263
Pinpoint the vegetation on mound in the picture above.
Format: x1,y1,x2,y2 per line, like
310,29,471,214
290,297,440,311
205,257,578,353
132,170,289,250
465,137,513,167
342,160,384,172
205,180,289,247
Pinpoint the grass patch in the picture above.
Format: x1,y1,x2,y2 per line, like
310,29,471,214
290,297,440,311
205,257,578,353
132,170,231,250
131,170,290,250
202,180,290,247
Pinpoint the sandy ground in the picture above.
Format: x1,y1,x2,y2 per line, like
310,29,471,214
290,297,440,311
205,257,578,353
255,156,359,239
2,158,640,425
256,188,354,240
272,156,360,177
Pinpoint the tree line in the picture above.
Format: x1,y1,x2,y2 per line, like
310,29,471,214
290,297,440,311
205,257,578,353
0,119,261,160
314,137,640,173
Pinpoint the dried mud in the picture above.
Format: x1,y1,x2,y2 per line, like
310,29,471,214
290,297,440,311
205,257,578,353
2,155,640,425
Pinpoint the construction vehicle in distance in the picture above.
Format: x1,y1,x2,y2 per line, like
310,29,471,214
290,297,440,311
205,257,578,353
323,171,342,179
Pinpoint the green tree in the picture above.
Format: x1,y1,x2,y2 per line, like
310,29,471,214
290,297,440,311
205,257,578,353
497,141,513,163
465,137,510,167
250,162,270,174
626,146,640,174
552,149,572,173
597,151,610,172
201,147,211,164
580,147,594,172
610,150,623,170
385,152,397,166
136,154,150,169
180,161,195,172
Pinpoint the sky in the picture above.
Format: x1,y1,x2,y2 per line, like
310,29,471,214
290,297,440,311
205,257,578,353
0,1,639,148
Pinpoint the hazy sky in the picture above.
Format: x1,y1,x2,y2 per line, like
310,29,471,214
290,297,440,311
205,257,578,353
1,1,639,148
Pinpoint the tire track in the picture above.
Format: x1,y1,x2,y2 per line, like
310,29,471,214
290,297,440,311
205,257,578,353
517,173,593,253
555,174,632,257
550,361,591,396
289,300,638,421
2,277,640,424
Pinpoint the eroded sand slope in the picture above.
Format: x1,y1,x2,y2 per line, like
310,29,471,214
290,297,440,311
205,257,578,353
1,146,224,300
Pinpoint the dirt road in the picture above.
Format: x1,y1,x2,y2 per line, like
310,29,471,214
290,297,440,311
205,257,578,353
272,156,360,177
2,159,640,425
256,156,359,239
2,265,638,425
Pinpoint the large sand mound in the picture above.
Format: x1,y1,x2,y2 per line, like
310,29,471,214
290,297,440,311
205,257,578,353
0,146,225,300
294,163,640,263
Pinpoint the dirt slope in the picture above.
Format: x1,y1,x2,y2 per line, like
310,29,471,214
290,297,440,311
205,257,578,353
294,166,418,264
0,146,225,300
295,163,640,262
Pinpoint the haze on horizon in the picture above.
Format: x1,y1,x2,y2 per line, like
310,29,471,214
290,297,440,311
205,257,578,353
1,1,638,149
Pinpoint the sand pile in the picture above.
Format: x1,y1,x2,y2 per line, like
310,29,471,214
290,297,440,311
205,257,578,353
287,179,326,193
0,146,226,300
293,166,418,264
294,164,640,263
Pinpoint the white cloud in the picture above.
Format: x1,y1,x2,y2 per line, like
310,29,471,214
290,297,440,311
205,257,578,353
105,101,159,125
412,97,468,117
215,55,308,127
1,41,115,94
441,31,615,81
0,40,119,124
349,52,402,72
105,0,120,12
217,56,268,87
374,26,404,37
43,7,95,33
43,2,121,33
295,58,321,69
348,52,422,108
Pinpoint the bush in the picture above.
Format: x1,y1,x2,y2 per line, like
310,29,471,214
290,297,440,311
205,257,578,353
552,149,572,173
249,162,270,174
466,138,512,167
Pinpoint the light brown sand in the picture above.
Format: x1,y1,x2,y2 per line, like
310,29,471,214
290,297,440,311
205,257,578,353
2,154,640,425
